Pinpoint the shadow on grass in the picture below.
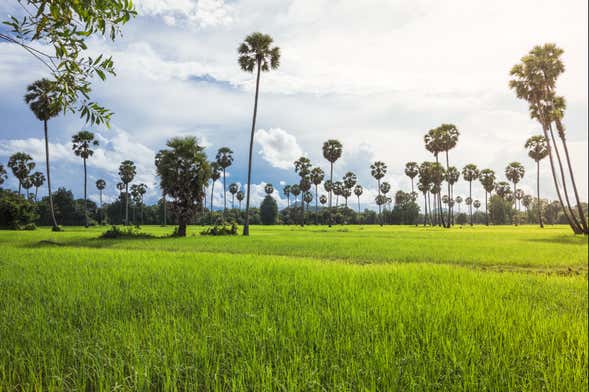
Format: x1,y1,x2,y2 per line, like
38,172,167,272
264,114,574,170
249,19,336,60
524,236,589,245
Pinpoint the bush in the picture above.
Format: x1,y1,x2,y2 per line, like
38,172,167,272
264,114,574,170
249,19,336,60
100,225,154,239
200,221,238,236
0,189,38,230
260,195,278,225
455,213,467,225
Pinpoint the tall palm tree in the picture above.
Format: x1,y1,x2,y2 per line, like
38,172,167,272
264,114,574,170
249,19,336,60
437,124,459,227
209,162,222,223
332,181,343,207
116,182,125,224
310,167,325,224
380,181,391,223
354,184,363,213
24,79,61,230
22,176,33,199
299,177,312,227
404,162,419,194
430,163,445,227
462,164,479,226
509,43,586,234
479,169,495,226
290,184,301,208
322,140,343,227
445,166,460,225
8,152,35,195
96,179,106,225
264,183,274,196
473,200,481,219
283,185,291,210
525,135,549,228
418,162,433,226
72,131,99,228
229,183,239,209
343,172,357,195
133,183,147,226
455,195,463,213
239,32,281,236
495,182,511,199
118,160,136,226
236,190,244,210
303,191,313,213
0,164,8,188
294,157,312,227
216,147,234,216
505,162,525,225
425,126,455,227
30,171,45,201
370,161,387,226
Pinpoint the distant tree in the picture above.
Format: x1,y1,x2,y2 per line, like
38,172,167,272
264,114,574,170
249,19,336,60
260,195,278,225
155,137,210,237
495,181,511,199
392,190,420,225
354,184,363,213
264,183,274,195
525,135,549,228
418,162,434,226
455,213,467,225
130,183,147,226
30,171,45,201
21,176,34,199
229,183,239,209
118,160,136,226
294,157,312,227
209,162,222,223
405,162,419,193
455,195,463,213
462,164,479,226
290,184,301,207
319,194,327,206
72,131,99,227
8,152,35,195
473,200,481,215
371,161,387,226
283,185,291,210
216,147,234,215
505,162,525,225
0,189,38,229
310,167,325,223
303,191,313,211
239,32,281,236
479,169,496,226
236,190,244,210
322,140,343,226
0,165,7,188
96,179,106,224
116,182,125,223
430,163,446,227
299,177,312,227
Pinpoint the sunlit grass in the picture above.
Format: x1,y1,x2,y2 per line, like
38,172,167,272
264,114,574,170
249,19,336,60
0,225,587,390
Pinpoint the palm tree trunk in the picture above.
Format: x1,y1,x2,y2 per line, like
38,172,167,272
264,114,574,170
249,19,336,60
18,182,22,195
485,191,489,226
422,192,427,226
44,120,58,230
301,195,305,227
536,160,543,228
328,162,333,228
357,195,361,214
163,192,167,226
99,189,103,225
83,158,88,228
445,150,451,228
315,184,319,225
210,181,215,225
232,194,235,210
34,187,38,201
469,181,473,226
243,59,262,236
125,183,129,226
377,179,382,227
512,180,517,226
223,168,227,216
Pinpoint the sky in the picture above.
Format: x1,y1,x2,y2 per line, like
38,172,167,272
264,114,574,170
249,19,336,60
0,0,587,211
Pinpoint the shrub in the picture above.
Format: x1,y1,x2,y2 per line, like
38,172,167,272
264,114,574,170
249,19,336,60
200,221,238,236
100,225,154,239
0,189,38,230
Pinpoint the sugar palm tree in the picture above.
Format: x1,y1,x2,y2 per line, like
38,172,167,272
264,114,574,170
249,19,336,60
30,171,45,201
462,164,479,226
0,164,7,188
290,184,301,208
72,131,99,227
319,195,327,206
430,163,445,227
22,176,33,199
299,177,312,227
509,43,587,234
135,183,147,225
455,195,463,213
418,162,434,226
445,166,460,224
343,172,357,194
236,190,244,210
216,147,234,215
370,161,387,226
495,182,511,199
322,139,343,227
332,181,343,207
209,162,222,224
229,182,239,209
310,167,324,223
404,162,419,193
473,200,481,220
522,195,533,221
505,162,525,225
8,152,35,195
525,135,549,228
303,191,313,213
96,179,106,225
264,183,274,196
118,160,136,226
283,185,291,210
239,32,280,236
24,78,61,230
479,169,495,226
354,184,363,213
116,182,125,224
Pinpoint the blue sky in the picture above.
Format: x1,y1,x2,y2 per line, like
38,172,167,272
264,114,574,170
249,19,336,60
1,0,587,209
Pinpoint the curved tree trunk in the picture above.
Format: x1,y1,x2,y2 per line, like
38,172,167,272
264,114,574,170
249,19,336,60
83,158,88,228
43,120,59,230
243,59,262,236
537,160,543,228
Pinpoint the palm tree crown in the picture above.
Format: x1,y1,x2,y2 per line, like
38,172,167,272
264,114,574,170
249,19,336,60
238,32,281,72
24,79,61,121
505,162,525,184
96,179,106,191
72,131,99,159
525,136,549,162
322,140,343,163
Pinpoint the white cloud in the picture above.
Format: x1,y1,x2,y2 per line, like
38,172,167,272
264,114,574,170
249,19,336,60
255,128,304,170
137,0,233,28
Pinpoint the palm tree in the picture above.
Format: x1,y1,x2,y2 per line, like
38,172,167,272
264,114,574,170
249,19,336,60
283,185,291,210
319,194,327,206
264,183,274,196
404,162,419,193
332,181,343,207
514,189,525,210
22,176,33,199
495,182,511,199
299,177,312,227
430,163,445,227
505,162,525,225
0,164,7,188
343,172,357,195
72,131,99,228
30,171,45,201
290,184,301,208
8,152,35,195
239,32,281,236
96,179,106,225
479,169,495,226
509,43,586,234
354,184,363,213
303,191,313,213
118,160,136,226
322,140,343,227
445,166,460,224
473,200,481,218
462,164,479,226
418,162,433,226
116,182,125,224
310,167,325,224
380,181,391,224
236,190,244,210
522,194,533,222
294,157,312,227
216,147,234,216
24,79,61,230
370,161,387,226
455,195,463,213
229,183,239,209
209,162,222,224
525,135,549,228
134,183,147,225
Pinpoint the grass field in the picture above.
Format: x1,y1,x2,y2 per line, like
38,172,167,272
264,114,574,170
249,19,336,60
0,225,587,390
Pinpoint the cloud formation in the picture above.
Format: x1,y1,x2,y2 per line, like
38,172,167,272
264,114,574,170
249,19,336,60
255,128,304,170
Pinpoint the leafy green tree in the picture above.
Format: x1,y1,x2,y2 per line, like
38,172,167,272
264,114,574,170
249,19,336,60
489,194,513,225
322,140,343,226
310,167,325,222
0,189,38,229
510,43,587,234
260,195,278,225
2,1,136,125
8,152,35,195
30,171,45,201
118,160,136,226
216,147,234,215
462,164,479,226
392,190,420,225
354,184,363,213
371,161,387,226
525,135,549,228
72,130,98,227
155,137,210,237
239,32,280,236
230,183,239,208
24,79,60,230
